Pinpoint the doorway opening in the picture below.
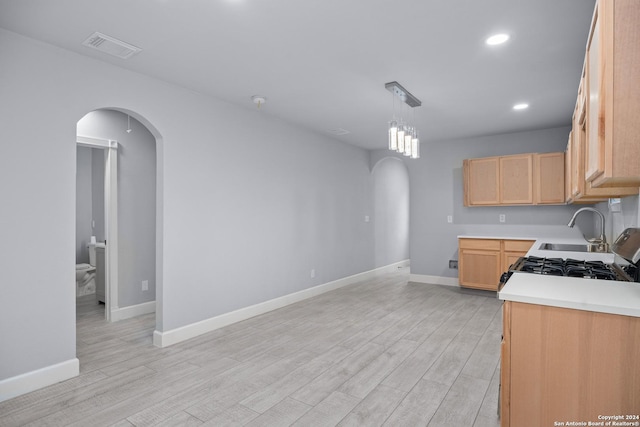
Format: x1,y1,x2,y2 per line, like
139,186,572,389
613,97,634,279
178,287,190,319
75,109,160,331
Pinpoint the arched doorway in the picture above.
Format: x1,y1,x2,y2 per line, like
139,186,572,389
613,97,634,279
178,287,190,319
75,109,162,327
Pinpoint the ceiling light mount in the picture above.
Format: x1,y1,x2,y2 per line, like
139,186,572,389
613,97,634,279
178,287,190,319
251,95,266,108
384,81,421,108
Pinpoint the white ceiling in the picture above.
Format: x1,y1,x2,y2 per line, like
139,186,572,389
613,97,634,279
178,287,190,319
0,0,596,150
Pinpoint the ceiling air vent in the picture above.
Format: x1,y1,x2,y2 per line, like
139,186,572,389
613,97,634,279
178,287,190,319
82,32,142,59
327,128,351,136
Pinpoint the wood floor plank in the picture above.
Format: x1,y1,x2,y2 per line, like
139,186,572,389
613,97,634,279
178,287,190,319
155,411,204,427
460,323,501,381
243,397,311,427
290,391,361,427
338,339,418,399
24,362,197,426
337,384,406,427
290,342,385,406
1,366,156,426
422,331,482,387
0,370,108,417
428,374,490,426
240,345,353,413
382,379,451,426
121,357,240,426
198,404,260,426
474,360,501,425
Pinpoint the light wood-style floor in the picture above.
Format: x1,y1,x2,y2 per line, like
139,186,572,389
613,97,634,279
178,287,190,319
0,268,502,427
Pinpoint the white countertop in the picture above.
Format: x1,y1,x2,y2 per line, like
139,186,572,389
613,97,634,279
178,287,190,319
498,237,640,318
499,272,640,318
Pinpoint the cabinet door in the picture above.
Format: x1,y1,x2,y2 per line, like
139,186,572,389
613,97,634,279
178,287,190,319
466,157,499,205
502,251,525,274
585,5,603,183
565,134,573,203
535,152,564,204
459,248,501,291
572,95,637,201
500,155,533,204
502,240,534,273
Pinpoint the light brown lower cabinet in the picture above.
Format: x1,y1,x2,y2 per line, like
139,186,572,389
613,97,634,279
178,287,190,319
458,239,534,291
501,301,640,427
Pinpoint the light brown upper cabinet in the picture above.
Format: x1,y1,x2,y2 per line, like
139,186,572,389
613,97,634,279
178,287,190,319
535,152,565,204
565,70,637,203
584,0,640,188
464,157,500,206
464,152,564,206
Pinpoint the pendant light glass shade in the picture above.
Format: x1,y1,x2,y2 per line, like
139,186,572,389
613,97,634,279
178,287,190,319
397,123,405,153
388,120,398,150
411,130,420,159
403,126,413,156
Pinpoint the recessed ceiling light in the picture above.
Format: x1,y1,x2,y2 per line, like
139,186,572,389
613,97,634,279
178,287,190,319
513,103,529,110
486,33,510,46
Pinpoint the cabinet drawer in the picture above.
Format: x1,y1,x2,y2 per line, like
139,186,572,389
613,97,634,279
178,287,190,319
459,238,501,250
503,240,535,252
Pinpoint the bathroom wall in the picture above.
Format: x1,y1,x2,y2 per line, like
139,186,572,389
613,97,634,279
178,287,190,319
76,146,106,264
91,149,105,243
77,110,157,308
75,147,93,264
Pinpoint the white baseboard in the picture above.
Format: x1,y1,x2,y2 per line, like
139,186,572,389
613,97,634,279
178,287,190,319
111,301,156,322
153,260,410,348
0,358,79,403
409,273,460,287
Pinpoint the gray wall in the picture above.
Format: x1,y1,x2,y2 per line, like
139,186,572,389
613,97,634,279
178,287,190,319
77,110,157,307
92,149,105,243
76,146,106,264
373,126,596,278
75,147,93,264
0,28,375,381
372,157,410,266
596,194,640,245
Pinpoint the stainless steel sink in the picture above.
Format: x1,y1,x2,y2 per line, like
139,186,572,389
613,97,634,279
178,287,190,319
538,243,591,252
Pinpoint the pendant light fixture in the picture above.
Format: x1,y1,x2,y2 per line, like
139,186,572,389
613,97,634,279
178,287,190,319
385,81,421,159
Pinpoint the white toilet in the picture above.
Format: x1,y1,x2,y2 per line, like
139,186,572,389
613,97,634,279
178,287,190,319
76,244,97,296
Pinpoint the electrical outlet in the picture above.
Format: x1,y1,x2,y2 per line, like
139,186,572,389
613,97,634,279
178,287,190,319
364,215,370,223
310,269,315,278
142,280,148,291
499,214,506,223
449,260,458,269
447,215,453,223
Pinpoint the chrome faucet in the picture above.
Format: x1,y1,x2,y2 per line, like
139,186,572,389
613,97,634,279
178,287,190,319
567,207,609,252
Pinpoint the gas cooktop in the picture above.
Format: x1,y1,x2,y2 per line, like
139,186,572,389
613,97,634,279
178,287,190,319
509,256,634,282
